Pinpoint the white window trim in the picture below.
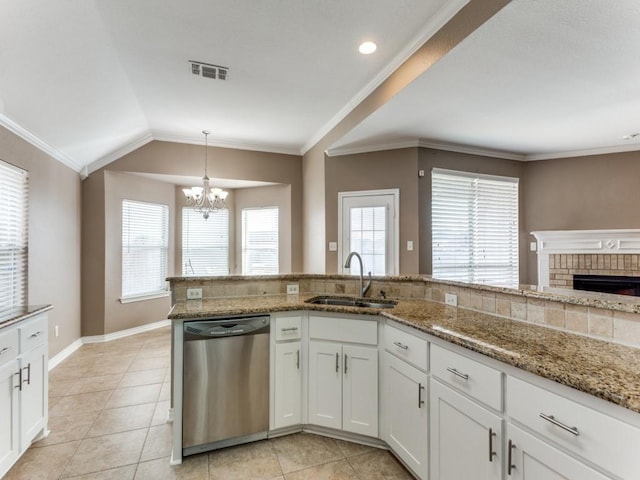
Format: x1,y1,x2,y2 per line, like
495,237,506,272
337,188,400,275
119,291,170,304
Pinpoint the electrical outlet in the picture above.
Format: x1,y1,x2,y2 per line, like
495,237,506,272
54,325,59,337
530,241,537,252
287,284,299,294
328,242,337,251
187,288,203,299
445,293,458,306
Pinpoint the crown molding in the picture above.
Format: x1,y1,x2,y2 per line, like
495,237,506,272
326,139,420,157
0,114,83,172
524,143,640,161
151,131,301,156
86,132,154,175
301,0,470,155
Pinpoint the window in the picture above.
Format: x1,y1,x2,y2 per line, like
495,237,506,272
122,200,169,299
349,206,387,276
182,207,229,276
0,160,28,313
432,168,519,287
242,207,279,275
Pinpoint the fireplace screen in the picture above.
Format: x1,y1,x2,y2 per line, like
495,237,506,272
573,274,640,297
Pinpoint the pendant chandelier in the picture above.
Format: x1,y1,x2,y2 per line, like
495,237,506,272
182,130,228,220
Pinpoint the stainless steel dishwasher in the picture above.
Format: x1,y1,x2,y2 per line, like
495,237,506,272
182,314,270,456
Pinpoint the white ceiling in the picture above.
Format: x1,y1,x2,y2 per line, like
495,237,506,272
2,0,639,174
0,0,463,173
329,0,640,160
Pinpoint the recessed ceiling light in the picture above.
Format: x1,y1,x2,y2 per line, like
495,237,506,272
623,133,639,140
358,41,377,55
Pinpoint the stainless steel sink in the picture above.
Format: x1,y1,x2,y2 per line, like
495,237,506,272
305,295,397,309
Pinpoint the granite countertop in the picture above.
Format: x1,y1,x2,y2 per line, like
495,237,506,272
0,305,53,329
169,295,640,414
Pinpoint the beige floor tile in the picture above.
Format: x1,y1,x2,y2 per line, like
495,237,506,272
134,454,209,480
119,368,166,388
209,440,275,467
333,438,377,458
34,412,99,446
271,433,344,474
158,381,171,401
151,400,171,426
209,451,282,480
65,373,124,395
4,440,80,480
87,403,155,437
84,354,136,376
140,423,173,462
283,459,359,480
64,465,137,479
48,378,74,398
61,428,147,478
49,390,112,417
137,345,171,358
348,450,414,480
128,356,171,372
105,384,161,409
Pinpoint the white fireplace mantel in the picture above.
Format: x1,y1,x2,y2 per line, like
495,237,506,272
531,229,640,287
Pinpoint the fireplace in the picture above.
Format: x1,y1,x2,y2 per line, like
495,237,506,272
573,274,640,297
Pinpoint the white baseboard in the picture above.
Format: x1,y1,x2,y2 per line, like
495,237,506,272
48,319,171,371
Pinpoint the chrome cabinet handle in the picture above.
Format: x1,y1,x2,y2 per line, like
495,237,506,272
418,383,425,408
539,413,580,436
14,370,22,391
296,349,300,370
446,367,469,380
489,428,496,462
281,327,298,332
0,346,12,356
393,341,409,350
30,331,43,338
507,439,515,475
344,354,348,375
23,363,31,385
335,352,339,373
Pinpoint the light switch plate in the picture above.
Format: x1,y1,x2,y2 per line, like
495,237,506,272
187,288,203,299
445,293,458,306
287,284,299,294
407,240,414,251
329,241,337,251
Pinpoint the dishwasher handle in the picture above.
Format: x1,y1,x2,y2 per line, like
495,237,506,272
184,315,270,339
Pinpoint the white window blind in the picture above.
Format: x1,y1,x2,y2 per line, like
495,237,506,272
349,206,387,276
242,207,279,275
182,207,229,276
0,160,28,313
122,200,169,299
432,168,519,287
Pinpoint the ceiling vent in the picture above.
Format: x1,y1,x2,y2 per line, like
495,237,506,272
189,60,229,81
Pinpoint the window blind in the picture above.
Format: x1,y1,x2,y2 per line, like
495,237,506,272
182,207,229,276
349,206,387,275
0,160,28,313
122,200,169,299
432,168,519,287
242,207,279,275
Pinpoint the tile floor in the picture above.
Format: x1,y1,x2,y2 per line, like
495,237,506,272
5,326,414,479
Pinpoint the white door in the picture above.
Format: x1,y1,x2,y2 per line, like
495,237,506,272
385,353,429,479
273,342,302,429
339,190,398,276
20,344,47,449
342,345,378,437
0,360,20,478
430,379,502,480
507,425,610,480
308,341,342,430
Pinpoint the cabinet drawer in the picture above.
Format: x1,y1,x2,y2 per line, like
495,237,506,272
19,315,48,352
309,315,377,345
431,343,502,411
0,328,19,367
274,315,302,341
507,376,640,480
384,324,427,371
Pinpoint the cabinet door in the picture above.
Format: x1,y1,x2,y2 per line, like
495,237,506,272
507,425,610,480
343,344,378,437
431,379,502,480
273,341,302,429
0,359,20,478
385,353,428,479
308,341,342,430
20,344,47,450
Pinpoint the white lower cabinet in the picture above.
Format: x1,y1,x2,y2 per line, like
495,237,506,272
19,344,47,450
273,341,302,429
430,379,502,480
384,352,428,480
506,425,610,480
308,340,378,437
0,359,20,476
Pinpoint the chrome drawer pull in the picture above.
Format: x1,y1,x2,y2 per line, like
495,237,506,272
0,346,12,356
296,349,300,370
29,331,43,338
393,341,409,350
14,370,22,391
446,367,469,380
418,383,425,408
23,363,31,385
539,413,580,436
489,428,496,462
335,352,339,373
281,327,299,332
507,439,515,475
344,353,348,375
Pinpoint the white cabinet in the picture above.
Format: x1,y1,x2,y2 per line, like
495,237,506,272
506,425,610,480
430,379,502,480
273,341,302,429
19,344,47,449
385,352,428,479
0,358,20,477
